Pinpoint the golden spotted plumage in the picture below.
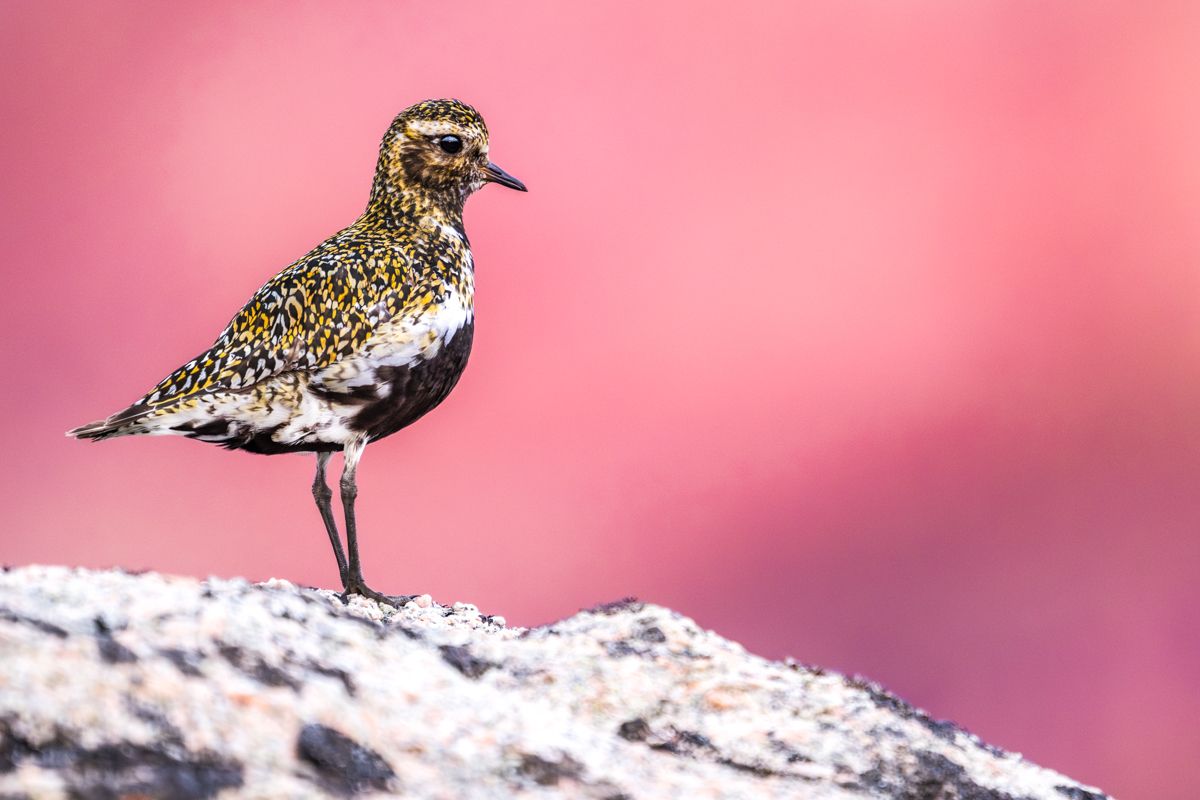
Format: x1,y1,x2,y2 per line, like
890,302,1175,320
69,99,527,602
73,99,497,447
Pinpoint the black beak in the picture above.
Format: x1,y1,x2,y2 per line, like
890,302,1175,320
481,161,527,192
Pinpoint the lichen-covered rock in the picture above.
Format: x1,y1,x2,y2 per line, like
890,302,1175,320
0,566,1110,799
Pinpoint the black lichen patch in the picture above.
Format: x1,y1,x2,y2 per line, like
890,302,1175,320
848,676,967,747
79,748,237,800
650,728,715,757
855,767,886,793
306,662,357,696
584,598,645,616
717,757,782,778
604,640,641,658
159,648,204,677
124,703,187,746
0,607,68,638
605,618,671,658
766,731,814,764
620,722,810,781
95,635,138,664
0,721,28,772
1055,786,1108,800
297,724,395,796
786,659,826,675
637,624,667,643
897,751,1036,800
617,718,651,742
516,753,584,787
384,622,422,640
216,643,299,691
0,719,242,799
93,620,137,664
650,729,789,778
438,644,495,679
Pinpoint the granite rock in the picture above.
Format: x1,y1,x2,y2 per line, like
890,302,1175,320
0,566,1111,799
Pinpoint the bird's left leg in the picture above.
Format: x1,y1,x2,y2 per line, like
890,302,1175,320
339,437,414,608
312,451,348,587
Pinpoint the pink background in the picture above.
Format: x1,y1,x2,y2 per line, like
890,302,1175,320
3,3,1198,796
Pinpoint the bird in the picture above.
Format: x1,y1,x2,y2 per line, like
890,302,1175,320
67,98,527,606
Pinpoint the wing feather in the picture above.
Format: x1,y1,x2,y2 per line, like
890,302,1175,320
140,232,412,408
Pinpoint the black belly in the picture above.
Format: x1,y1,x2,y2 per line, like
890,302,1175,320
353,322,475,442
234,322,474,456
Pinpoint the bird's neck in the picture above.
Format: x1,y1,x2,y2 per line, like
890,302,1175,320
361,178,466,234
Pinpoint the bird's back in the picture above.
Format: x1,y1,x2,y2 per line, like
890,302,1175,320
70,217,476,453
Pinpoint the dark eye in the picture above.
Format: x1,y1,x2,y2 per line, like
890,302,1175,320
437,135,463,155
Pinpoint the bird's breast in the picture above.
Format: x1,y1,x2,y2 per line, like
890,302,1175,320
343,315,475,443
294,279,474,441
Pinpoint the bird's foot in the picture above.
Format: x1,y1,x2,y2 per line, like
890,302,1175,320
340,580,415,609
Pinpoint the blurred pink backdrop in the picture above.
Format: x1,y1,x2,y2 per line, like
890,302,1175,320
3,2,1198,797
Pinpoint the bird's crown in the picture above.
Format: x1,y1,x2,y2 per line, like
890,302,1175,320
393,98,489,140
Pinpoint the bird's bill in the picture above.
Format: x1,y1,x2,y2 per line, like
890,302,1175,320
481,162,527,192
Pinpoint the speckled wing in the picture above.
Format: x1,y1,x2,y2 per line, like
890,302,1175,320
139,235,413,411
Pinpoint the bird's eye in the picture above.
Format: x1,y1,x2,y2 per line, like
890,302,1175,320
437,135,463,155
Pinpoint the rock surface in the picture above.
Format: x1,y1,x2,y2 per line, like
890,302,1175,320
0,566,1110,799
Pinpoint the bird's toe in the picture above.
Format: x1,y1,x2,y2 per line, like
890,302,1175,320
341,582,415,609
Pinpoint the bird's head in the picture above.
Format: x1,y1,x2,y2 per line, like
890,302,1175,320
374,99,526,207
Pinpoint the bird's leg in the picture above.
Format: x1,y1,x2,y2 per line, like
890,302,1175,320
339,438,414,608
340,438,367,589
312,451,348,587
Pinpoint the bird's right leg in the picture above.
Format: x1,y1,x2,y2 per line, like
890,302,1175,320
312,451,348,587
339,438,414,608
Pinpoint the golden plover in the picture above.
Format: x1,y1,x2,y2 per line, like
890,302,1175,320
68,99,526,604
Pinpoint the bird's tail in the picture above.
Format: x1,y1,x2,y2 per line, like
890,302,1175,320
66,419,124,441
66,404,151,441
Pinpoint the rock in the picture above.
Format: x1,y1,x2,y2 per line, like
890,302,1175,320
0,566,1110,799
